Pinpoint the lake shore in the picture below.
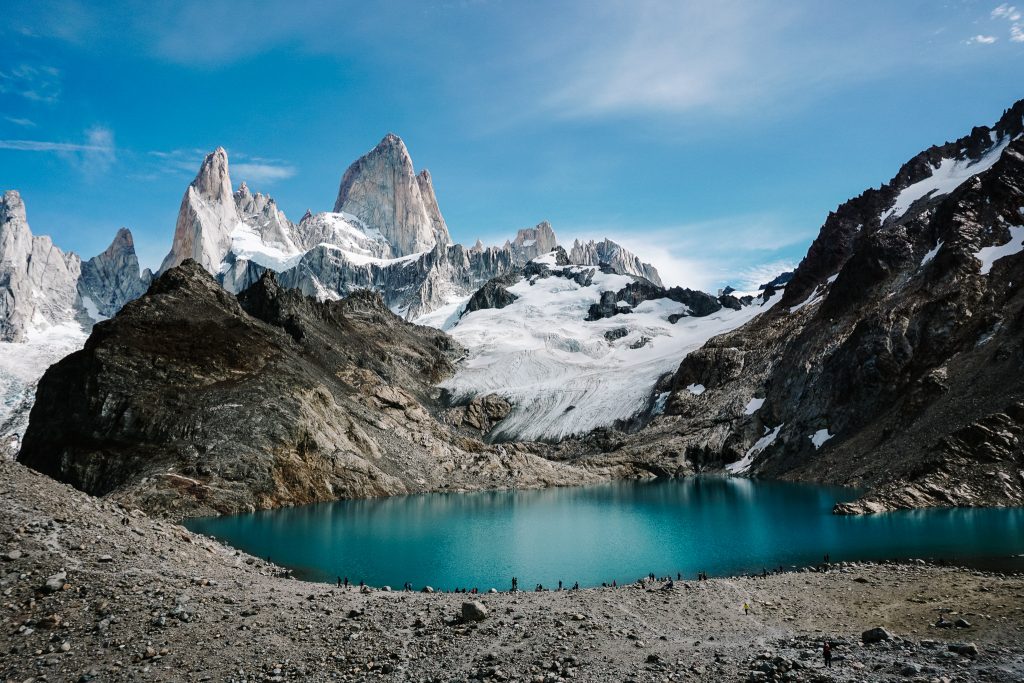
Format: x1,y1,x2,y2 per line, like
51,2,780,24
3,458,1024,682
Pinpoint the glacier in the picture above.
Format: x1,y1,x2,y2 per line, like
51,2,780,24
418,254,781,442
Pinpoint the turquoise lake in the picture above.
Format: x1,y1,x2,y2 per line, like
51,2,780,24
184,477,1024,589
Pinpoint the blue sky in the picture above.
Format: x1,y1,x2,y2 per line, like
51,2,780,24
1,0,1022,290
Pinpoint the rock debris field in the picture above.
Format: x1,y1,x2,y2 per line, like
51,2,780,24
2,459,1023,682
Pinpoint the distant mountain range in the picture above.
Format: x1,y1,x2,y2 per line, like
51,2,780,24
7,97,1024,518
0,133,698,453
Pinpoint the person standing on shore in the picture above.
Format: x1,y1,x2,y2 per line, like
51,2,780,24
823,641,832,668
743,602,750,615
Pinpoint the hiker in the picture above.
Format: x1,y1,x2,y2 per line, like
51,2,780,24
343,577,349,588
337,576,342,588
823,641,832,668
677,572,682,580
511,576,518,592
573,581,579,590
743,602,750,615
558,580,563,591
612,579,617,588
762,568,767,578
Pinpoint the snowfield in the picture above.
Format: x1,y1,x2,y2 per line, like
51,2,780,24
418,256,780,442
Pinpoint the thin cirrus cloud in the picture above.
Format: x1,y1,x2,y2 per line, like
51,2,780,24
148,149,296,185
4,116,36,127
231,162,297,184
0,126,116,174
0,64,61,103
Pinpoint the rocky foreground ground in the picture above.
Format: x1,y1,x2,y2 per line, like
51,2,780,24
2,458,1023,683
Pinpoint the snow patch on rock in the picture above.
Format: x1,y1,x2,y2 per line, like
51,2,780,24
882,138,1011,222
809,428,834,449
727,423,783,474
975,225,1024,275
744,397,765,415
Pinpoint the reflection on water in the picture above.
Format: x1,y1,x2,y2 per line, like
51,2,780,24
185,477,1024,588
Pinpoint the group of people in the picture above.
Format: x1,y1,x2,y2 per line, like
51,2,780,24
331,566,836,594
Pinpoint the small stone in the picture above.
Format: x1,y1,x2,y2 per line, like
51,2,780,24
43,572,67,593
40,613,62,629
2,550,23,561
948,642,978,658
954,618,971,628
861,627,893,644
97,555,113,563
462,601,488,622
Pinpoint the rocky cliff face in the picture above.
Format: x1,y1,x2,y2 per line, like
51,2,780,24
333,133,451,256
160,147,239,274
607,99,1024,513
17,261,629,517
0,192,150,341
159,140,662,325
0,191,82,342
569,238,663,286
78,228,153,319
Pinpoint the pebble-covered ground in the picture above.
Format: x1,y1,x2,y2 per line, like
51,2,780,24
2,459,1023,683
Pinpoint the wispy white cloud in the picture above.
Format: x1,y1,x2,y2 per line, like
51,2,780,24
147,148,296,186
0,64,61,103
966,34,998,44
733,260,798,292
78,126,116,174
990,3,1024,41
0,125,116,173
992,4,1022,21
231,162,296,184
4,116,36,127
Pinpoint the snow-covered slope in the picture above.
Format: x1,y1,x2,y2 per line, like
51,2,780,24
418,252,779,442
0,323,88,458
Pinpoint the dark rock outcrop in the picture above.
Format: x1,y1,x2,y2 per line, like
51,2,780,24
462,274,520,315
17,261,603,517
610,98,1024,513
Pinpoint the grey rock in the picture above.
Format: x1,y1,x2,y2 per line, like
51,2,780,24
43,571,67,593
0,191,82,342
78,227,151,320
861,627,893,644
948,642,978,657
569,237,662,286
160,147,238,275
334,133,450,257
461,601,488,622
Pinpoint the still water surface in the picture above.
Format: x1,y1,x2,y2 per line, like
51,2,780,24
185,477,1024,588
